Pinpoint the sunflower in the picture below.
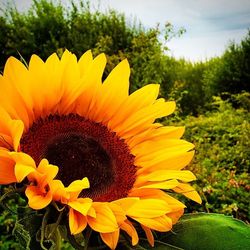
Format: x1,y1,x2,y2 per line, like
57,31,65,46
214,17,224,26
0,50,201,249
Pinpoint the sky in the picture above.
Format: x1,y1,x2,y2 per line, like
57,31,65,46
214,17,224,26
1,0,250,61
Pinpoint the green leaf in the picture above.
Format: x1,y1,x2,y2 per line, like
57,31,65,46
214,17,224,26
13,213,43,250
18,213,43,238
44,224,62,250
12,221,31,250
162,213,250,250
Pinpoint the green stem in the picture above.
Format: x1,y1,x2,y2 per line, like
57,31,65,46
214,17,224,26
40,207,50,250
52,201,65,212
202,192,210,213
48,210,64,239
54,228,62,250
17,50,29,68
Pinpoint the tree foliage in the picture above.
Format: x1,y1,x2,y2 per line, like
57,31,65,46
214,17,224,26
0,0,182,95
213,32,250,94
167,31,250,116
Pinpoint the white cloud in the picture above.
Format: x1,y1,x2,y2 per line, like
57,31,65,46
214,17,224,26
167,28,248,61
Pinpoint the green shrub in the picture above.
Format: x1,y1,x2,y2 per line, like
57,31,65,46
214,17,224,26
171,97,250,222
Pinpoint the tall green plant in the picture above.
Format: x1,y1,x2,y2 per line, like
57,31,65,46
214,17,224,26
203,30,250,95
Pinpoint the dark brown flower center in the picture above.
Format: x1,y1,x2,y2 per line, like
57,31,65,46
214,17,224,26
20,114,136,201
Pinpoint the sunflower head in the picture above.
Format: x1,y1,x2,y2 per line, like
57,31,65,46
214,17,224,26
0,50,201,249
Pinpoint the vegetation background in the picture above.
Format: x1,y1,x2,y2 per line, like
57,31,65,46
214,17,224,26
0,0,249,248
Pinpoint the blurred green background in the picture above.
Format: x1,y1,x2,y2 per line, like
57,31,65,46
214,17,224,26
0,0,249,248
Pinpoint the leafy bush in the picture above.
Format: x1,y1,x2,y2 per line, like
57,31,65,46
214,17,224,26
171,97,250,222
168,60,210,116
0,187,21,250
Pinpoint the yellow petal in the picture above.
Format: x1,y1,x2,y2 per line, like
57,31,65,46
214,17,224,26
10,120,24,151
141,225,154,247
112,197,139,211
9,152,36,182
43,53,64,115
28,54,46,117
9,152,36,167
100,230,120,250
108,203,127,225
108,84,160,130
37,159,58,180
134,215,172,232
50,179,69,202
147,126,185,140
129,188,186,210
25,185,52,210
135,170,196,186
68,198,92,216
87,203,118,233
127,126,185,149
75,53,107,117
115,101,176,139
149,170,196,182
103,59,130,95
0,134,12,151
120,220,139,246
58,51,81,114
137,151,195,174
78,50,93,77
134,139,194,163
0,107,24,151
69,208,87,235
89,59,130,123
64,177,90,193
126,199,170,218
15,163,36,182
136,179,179,190
163,194,186,210
2,57,32,127
0,148,10,157
0,156,16,184
167,208,184,225
0,107,12,134
132,138,191,157
173,183,202,204
87,206,96,218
